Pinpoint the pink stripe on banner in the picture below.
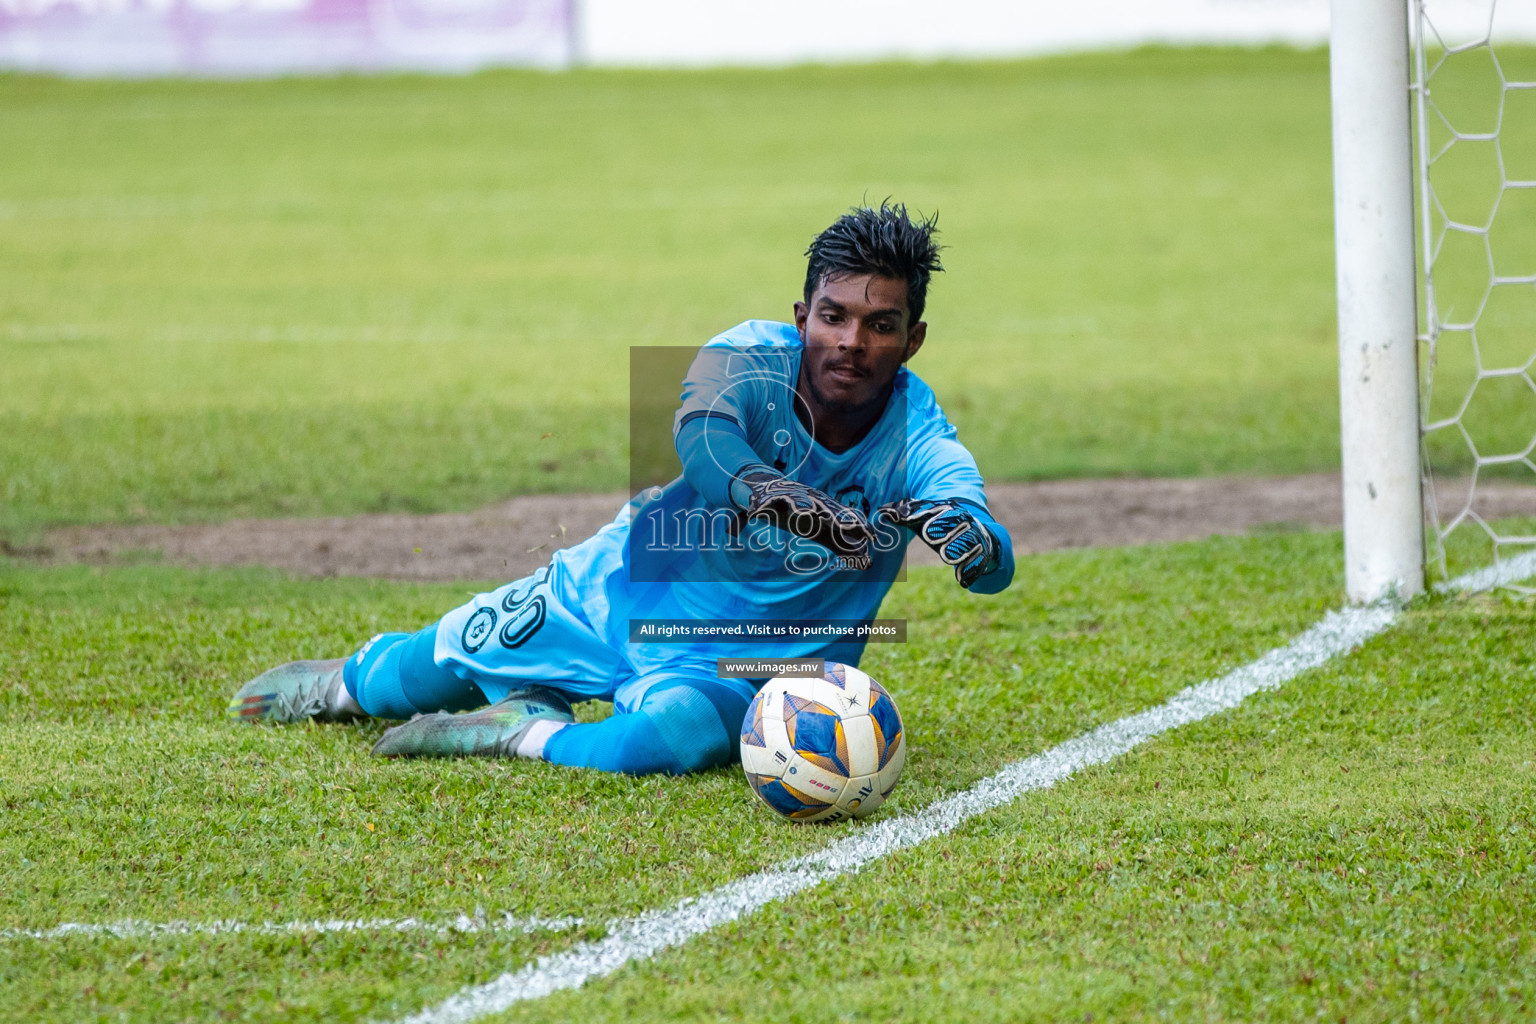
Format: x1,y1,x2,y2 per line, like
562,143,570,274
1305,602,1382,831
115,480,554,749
0,0,574,77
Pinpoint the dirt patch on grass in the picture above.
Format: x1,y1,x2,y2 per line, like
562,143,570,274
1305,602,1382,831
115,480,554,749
27,475,1536,582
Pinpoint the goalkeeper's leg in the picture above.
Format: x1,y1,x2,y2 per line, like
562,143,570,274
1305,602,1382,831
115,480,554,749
535,676,753,775
228,526,752,772
226,627,495,726
342,627,492,717
368,656,752,776
229,546,626,727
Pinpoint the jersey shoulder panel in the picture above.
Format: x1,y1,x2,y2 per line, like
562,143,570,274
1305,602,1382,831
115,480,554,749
897,367,959,442
703,320,801,352
675,322,801,437
894,368,990,506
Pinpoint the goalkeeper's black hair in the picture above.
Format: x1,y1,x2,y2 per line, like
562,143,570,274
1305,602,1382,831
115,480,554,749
804,201,944,323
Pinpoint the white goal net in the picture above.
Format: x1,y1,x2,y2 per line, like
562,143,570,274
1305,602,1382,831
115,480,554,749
1415,0,1536,588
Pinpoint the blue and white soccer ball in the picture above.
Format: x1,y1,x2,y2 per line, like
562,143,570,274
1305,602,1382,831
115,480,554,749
739,662,906,823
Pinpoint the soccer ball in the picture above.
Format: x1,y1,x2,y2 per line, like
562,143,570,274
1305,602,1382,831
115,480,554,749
739,662,906,823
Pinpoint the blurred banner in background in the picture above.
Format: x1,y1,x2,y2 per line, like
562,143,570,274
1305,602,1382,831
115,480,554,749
3,0,1535,76
0,0,573,75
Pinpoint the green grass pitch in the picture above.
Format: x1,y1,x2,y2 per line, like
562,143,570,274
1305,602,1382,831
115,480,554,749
0,46,1355,538
5,46,1531,540
4,44,1536,1023
2,536,1533,1022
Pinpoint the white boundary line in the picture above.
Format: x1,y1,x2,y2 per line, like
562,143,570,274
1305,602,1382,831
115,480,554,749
394,549,1534,1023
14,556,1526,1021
391,603,1406,1024
1431,549,1536,596
1,911,582,943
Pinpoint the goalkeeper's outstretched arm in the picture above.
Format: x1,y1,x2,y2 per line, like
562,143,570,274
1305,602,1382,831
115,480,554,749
674,411,776,511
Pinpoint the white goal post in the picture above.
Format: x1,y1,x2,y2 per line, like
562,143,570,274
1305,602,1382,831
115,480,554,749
1331,0,1427,603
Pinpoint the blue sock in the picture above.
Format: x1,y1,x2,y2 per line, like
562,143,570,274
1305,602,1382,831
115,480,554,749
343,626,486,720
542,680,751,776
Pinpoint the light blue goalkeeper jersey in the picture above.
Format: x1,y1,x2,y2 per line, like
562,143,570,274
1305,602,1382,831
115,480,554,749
429,318,1007,704
611,319,996,670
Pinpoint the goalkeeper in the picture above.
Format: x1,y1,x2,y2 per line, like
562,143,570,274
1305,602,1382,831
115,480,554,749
228,202,1014,775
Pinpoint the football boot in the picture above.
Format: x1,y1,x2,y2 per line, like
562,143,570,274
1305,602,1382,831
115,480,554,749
369,686,574,759
226,659,360,724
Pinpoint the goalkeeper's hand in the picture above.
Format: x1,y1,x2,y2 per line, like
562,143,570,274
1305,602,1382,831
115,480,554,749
879,498,1001,589
740,472,875,561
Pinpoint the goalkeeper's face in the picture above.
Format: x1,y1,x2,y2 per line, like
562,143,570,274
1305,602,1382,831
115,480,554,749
793,273,926,418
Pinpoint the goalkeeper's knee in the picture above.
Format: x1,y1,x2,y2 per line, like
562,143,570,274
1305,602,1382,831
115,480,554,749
542,679,751,776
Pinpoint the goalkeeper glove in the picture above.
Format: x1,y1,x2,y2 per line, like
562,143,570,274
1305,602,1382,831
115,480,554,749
739,472,875,561
880,498,1001,589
